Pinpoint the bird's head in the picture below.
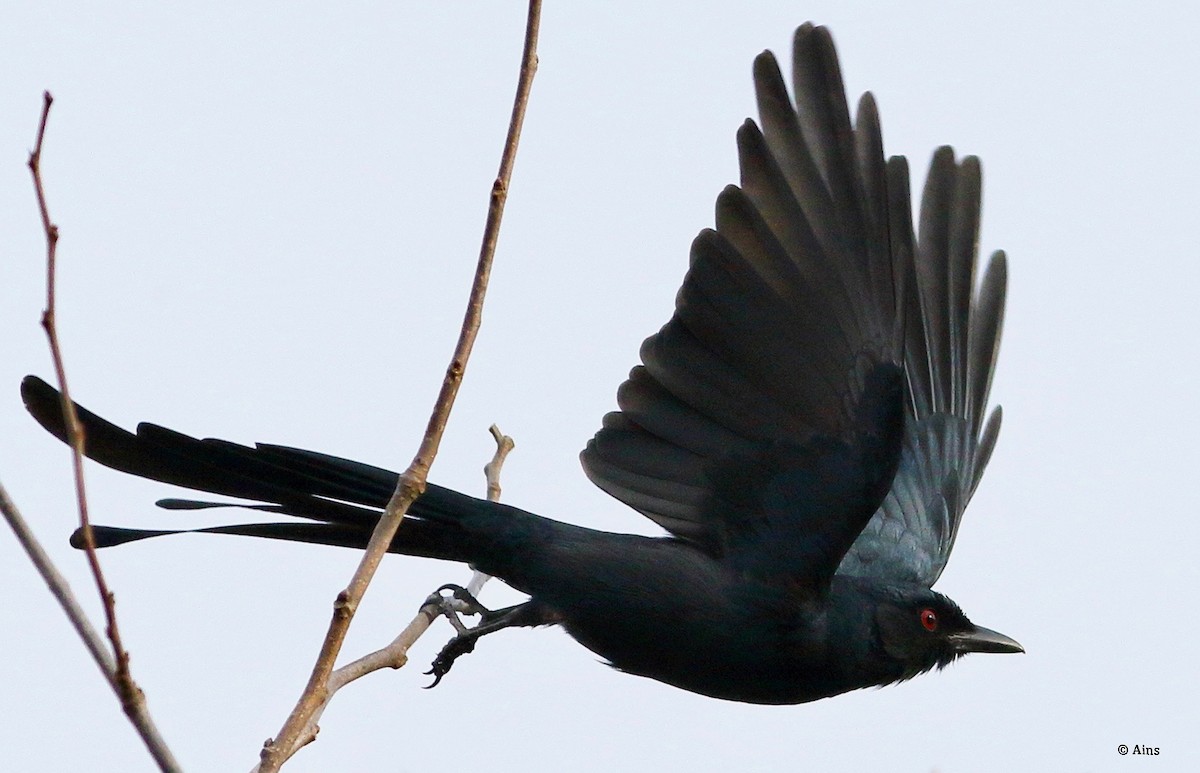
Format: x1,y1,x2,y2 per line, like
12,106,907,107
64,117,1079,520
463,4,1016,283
864,584,1023,683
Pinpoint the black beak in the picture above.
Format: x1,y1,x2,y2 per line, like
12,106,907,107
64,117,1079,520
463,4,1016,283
947,625,1024,654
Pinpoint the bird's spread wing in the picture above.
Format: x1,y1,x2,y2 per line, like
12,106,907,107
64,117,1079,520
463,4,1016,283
839,151,1007,586
581,25,908,592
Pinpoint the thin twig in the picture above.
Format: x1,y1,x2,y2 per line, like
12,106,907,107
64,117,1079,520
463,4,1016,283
0,483,115,679
256,3,542,769
31,90,125,687
21,91,182,772
259,427,515,765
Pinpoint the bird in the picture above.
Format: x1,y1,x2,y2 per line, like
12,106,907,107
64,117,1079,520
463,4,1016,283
21,23,1020,705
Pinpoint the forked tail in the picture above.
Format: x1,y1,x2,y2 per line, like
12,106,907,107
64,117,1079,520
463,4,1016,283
21,375,500,564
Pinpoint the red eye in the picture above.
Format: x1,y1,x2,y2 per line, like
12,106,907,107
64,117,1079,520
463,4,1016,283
920,608,938,632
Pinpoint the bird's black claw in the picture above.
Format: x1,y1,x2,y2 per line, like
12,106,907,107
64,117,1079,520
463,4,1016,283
422,633,479,688
438,583,489,616
419,583,496,687
422,583,489,619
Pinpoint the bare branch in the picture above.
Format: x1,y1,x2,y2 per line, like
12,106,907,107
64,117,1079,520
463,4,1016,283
17,91,181,772
256,3,543,769
257,427,516,766
0,483,115,678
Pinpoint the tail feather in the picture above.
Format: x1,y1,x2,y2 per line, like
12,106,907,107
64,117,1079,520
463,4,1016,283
69,519,464,561
22,375,494,564
22,375,390,528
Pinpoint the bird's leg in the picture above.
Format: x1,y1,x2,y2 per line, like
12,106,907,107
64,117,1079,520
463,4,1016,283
421,586,558,687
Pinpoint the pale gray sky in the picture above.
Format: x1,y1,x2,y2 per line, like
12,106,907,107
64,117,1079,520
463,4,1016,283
2,3,1197,771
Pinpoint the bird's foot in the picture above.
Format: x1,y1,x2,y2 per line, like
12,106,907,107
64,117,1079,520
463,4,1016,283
421,584,495,688
419,591,550,689
422,583,488,634
424,633,479,688
427,583,490,617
